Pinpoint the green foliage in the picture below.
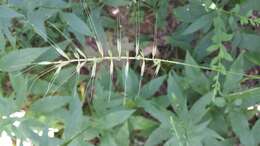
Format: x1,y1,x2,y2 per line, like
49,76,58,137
0,0,260,146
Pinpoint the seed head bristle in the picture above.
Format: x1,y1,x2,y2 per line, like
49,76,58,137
76,61,86,74
152,43,157,59
96,41,104,57
38,61,54,65
155,61,161,76
91,59,97,78
108,50,114,75
141,59,145,77
55,47,70,60
76,47,87,59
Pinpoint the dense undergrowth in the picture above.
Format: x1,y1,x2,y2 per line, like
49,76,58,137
0,0,260,146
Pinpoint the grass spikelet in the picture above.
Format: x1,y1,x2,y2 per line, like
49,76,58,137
141,59,145,77
76,47,87,59
96,41,104,57
91,59,97,78
55,47,70,60
154,61,161,76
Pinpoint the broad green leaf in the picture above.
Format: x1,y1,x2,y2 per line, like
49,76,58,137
115,123,129,146
182,13,213,35
30,96,71,113
140,76,166,98
63,96,85,139
0,47,51,72
144,125,172,146
189,92,213,124
157,0,168,28
240,0,260,14
167,73,185,99
103,0,130,6
129,116,158,136
174,3,206,23
9,73,28,106
238,33,260,53
119,68,139,97
0,97,17,115
0,18,16,48
28,8,57,41
96,110,135,129
185,52,210,94
194,31,213,60
252,120,260,144
137,98,172,124
223,53,244,94
167,73,187,114
0,5,23,18
100,133,117,146
229,111,256,146
89,8,108,54
245,51,260,65
0,29,5,50
62,13,92,37
225,88,260,108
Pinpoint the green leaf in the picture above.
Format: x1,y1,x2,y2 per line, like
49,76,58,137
174,3,206,23
129,116,158,135
103,0,130,6
229,111,256,146
97,110,135,129
0,18,16,48
137,98,172,124
240,0,260,14
185,52,210,94
62,13,92,37
28,8,57,41
115,123,129,146
0,47,51,72
0,97,17,115
167,73,187,113
100,133,117,146
223,53,244,94
9,73,28,106
144,125,172,146
225,88,260,108
167,73,185,99
0,5,23,18
252,120,260,144
140,76,166,98
0,29,5,50
189,92,213,124
182,13,213,35
30,96,71,113
157,0,168,28
238,33,260,53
